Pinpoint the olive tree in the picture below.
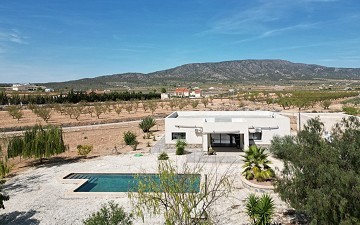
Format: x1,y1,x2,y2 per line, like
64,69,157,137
129,160,234,225
271,117,360,224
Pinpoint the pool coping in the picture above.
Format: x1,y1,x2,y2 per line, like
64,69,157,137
60,172,203,197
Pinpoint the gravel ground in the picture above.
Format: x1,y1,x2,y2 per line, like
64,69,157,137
1,152,290,225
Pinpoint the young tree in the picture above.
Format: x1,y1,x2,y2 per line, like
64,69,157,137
191,100,199,109
7,105,23,121
148,101,157,114
35,106,52,122
129,160,233,224
242,145,274,182
321,100,332,109
245,194,275,225
113,104,123,116
175,139,187,155
94,102,105,119
7,125,66,163
125,102,133,114
139,116,156,133
271,117,360,224
201,98,209,108
86,106,95,117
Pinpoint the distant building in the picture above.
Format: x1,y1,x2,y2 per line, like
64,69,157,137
45,88,54,92
189,89,202,98
12,83,44,91
161,93,170,100
174,88,190,97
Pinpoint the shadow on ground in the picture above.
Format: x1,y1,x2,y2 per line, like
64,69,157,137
0,210,39,225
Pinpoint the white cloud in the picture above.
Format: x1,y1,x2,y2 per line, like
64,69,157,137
0,29,28,44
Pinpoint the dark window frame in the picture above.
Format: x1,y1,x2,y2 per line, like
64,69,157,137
249,132,262,140
172,132,186,140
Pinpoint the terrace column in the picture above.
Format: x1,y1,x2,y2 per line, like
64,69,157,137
202,133,208,152
243,131,249,150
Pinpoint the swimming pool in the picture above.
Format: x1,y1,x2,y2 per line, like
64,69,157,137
64,173,201,193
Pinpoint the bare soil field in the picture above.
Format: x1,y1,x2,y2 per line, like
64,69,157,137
0,97,347,176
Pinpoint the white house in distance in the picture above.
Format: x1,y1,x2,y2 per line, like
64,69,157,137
165,111,290,152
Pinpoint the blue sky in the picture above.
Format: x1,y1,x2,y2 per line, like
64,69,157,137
0,0,360,83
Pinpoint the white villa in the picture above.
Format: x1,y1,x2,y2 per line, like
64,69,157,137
165,111,290,152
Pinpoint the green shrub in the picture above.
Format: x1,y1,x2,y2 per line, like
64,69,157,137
175,140,187,155
77,145,93,157
139,116,156,133
158,152,169,160
246,194,275,225
123,131,137,145
0,157,11,179
343,106,358,116
83,201,133,225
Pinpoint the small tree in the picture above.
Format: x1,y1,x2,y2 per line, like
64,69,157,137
148,101,157,114
139,116,156,133
77,145,93,158
7,125,66,163
123,131,137,146
201,98,209,108
246,194,275,225
175,139,187,155
191,100,199,109
83,201,133,225
35,107,52,122
125,103,133,114
7,105,23,121
0,157,11,179
242,145,274,182
86,106,95,117
94,103,106,119
321,100,331,109
129,160,233,224
113,104,123,116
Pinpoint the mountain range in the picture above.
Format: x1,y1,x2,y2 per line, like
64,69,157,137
43,59,360,90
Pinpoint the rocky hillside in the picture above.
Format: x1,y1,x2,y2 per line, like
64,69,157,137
43,59,360,90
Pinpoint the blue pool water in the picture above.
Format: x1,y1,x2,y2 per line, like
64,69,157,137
64,173,201,193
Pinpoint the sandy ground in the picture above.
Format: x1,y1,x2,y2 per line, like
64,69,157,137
1,151,291,225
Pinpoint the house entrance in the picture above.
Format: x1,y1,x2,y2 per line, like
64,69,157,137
210,133,243,149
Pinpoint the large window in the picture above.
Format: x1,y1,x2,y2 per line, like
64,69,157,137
249,132,262,140
172,132,186,140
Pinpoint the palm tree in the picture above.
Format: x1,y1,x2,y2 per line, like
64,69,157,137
139,116,156,133
242,145,274,181
246,194,275,225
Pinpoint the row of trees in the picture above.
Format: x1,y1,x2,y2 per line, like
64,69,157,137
0,90,160,105
237,90,358,110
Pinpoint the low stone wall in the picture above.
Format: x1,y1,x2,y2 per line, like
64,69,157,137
240,176,274,193
165,144,203,150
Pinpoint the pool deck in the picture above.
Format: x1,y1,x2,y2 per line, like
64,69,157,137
2,152,288,225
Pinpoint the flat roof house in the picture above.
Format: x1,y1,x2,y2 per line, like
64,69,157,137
165,111,290,152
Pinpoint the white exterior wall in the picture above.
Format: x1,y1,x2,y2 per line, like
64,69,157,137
165,111,291,151
300,113,357,132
